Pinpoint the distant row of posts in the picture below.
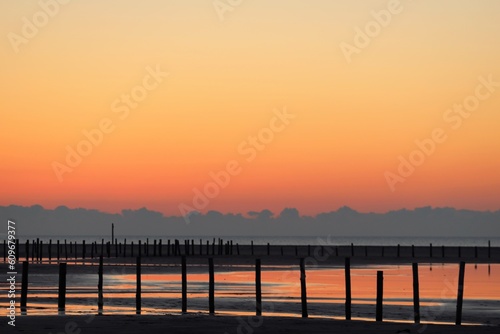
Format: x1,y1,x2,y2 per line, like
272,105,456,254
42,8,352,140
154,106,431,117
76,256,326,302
18,257,470,325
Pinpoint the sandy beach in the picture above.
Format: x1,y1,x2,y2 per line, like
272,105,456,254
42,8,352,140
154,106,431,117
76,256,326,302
4,314,500,334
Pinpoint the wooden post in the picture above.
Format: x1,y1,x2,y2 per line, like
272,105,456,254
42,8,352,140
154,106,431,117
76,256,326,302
237,243,240,255
267,243,270,256
345,257,351,320
192,239,195,256
107,242,110,258
98,256,103,314
159,239,162,257
39,240,43,262
154,240,157,257
83,240,86,260
124,239,127,257
25,240,29,262
488,240,491,258
131,242,134,257
21,261,28,312
300,258,308,318
111,223,114,246
200,239,203,255
412,263,420,323
182,256,187,313
138,240,142,257
136,256,141,314
456,261,466,325
430,243,433,257
206,240,209,255
209,258,215,314
397,244,400,257
64,239,68,260
255,259,262,316
32,239,35,262
442,245,445,258
167,240,171,256
58,263,67,312
115,241,118,258
376,270,383,322
48,239,52,262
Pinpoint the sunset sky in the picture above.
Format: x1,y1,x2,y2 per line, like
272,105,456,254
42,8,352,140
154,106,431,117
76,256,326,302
1,0,499,216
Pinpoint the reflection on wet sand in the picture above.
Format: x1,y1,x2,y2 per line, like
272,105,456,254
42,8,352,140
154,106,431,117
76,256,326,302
1,263,498,325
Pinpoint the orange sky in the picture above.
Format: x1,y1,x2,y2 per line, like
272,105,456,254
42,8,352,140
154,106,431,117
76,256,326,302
1,0,499,216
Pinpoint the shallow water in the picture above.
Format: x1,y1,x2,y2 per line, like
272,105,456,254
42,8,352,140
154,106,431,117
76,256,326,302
1,262,499,325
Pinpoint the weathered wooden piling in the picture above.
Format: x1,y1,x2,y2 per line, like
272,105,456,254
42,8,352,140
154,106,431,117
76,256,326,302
300,258,308,318
98,256,103,314
345,257,351,320
209,258,215,314
255,259,262,316
136,256,141,314
456,261,466,325
58,263,67,312
21,261,28,312
376,270,383,322
182,256,187,313
412,263,420,323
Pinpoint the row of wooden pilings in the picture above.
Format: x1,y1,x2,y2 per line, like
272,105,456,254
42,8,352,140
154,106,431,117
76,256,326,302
18,257,469,325
3,238,494,262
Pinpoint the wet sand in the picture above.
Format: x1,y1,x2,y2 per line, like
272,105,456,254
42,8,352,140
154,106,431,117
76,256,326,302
4,314,500,334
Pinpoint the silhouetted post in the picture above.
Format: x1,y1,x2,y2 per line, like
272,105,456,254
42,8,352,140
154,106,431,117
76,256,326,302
39,240,43,262
138,240,142,257
376,271,383,322
3,240,5,262
237,243,240,255
474,246,478,259
345,257,351,320
200,239,203,255
21,261,28,312
159,239,162,257
442,245,445,258
412,245,415,258
136,256,141,314
146,238,149,256
456,261,466,325
351,243,354,256
192,239,195,255
124,239,127,257
83,240,86,260
31,239,35,262
167,240,171,256
48,239,52,262
25,240,29,262
251,241,254,255
412,263,420,323
111,223,114,246
255,259,262,316
397,244,400,257
182,256,187,313
206,240,209,255
115,241,118,258
64,240,68,260
488,240,491,258
131,242,134,257
153,240,157,257
300,258,308,318
209,258,215,314
267,243,270,256
58,263,67,312
98,256,103,314
430,243,433,257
